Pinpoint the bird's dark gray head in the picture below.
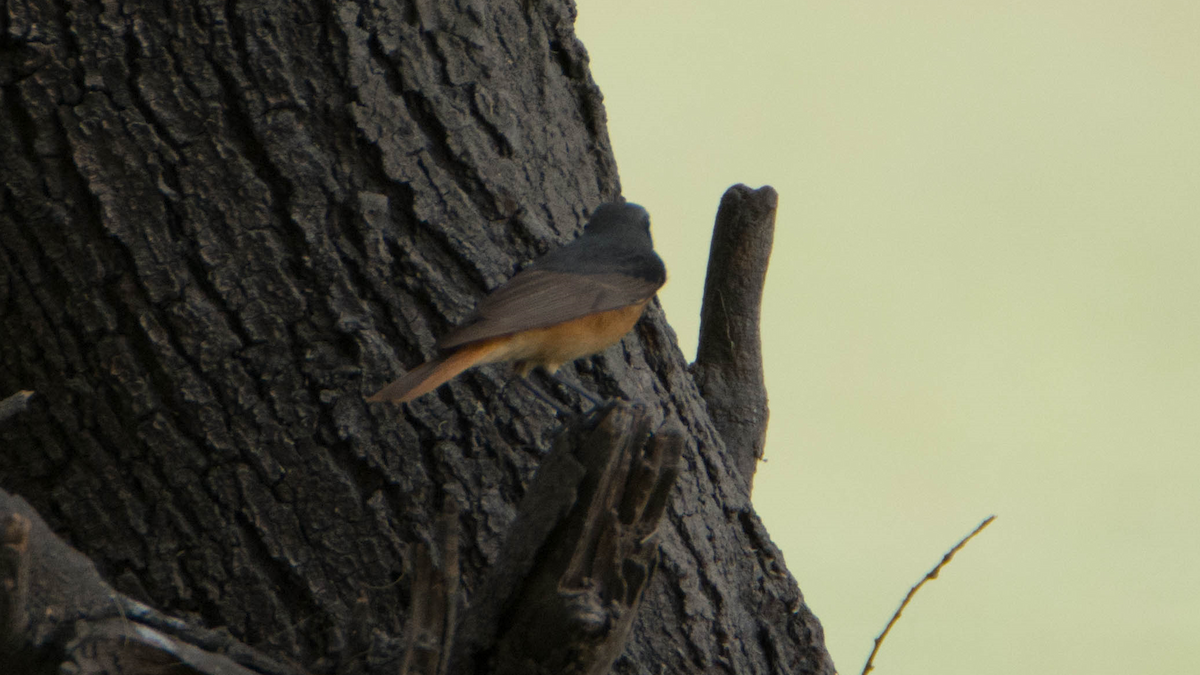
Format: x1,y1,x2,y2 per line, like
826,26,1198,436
535,200,664,284
583,202,653,245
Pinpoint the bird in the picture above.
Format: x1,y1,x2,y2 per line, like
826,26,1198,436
367,201,666,404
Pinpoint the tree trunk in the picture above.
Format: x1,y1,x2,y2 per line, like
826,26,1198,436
0,1,833,673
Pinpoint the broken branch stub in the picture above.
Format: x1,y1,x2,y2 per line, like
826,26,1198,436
449,401,683,675
691,184,778,490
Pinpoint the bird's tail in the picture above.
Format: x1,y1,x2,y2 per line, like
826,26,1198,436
366,340,503,403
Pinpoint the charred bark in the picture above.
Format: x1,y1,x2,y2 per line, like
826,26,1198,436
0,1,833,673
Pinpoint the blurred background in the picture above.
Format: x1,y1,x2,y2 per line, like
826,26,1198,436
576,2,1200,673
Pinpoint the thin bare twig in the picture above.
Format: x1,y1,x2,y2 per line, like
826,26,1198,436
861,515,997,675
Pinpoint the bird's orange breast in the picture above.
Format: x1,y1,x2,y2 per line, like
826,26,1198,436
476,300,651,376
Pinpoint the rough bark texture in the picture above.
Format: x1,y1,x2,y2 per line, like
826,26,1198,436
0,1,833,674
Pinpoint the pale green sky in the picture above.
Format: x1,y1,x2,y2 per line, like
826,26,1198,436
578,2,1200,673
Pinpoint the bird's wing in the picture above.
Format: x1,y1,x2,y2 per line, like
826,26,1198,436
437,269,662,349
